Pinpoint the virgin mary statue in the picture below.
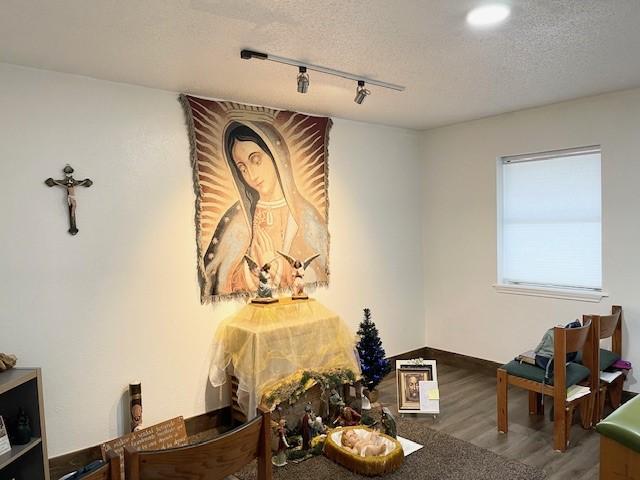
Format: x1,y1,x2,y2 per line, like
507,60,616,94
202,120,329,297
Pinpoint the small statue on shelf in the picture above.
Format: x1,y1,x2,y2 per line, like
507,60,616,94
14,408,32,445
272,418,289,467
300,404,315,450
0,353,17,372
277,251,320,299
381,406,397,438
336,404,362,427
244,255,278,303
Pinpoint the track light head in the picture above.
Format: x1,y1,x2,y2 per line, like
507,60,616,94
297,66,310,94
240,49,268,60
354,80,370,104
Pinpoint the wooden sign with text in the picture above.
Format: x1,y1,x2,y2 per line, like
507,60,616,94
101,416,188,477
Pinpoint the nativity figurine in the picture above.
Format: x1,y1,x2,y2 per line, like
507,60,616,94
381,406,397,438
244,255,278,303
312,416,327,437
277,251,320,299
329,389,344,423
300,404,315,450
336,405,362,427
340,429,386,457
272,418,289,467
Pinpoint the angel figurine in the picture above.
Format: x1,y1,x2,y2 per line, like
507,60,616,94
244,255,278,303
277,251,320,299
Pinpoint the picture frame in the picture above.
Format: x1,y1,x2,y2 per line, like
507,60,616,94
396,359,439,413
0,415,11,456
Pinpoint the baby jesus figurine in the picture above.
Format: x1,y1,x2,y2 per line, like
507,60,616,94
340,429,386,457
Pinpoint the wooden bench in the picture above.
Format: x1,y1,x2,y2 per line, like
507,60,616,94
124,406,272,480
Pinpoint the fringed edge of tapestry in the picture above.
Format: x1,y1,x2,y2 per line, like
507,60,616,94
323,118,333,288
179,93,211,304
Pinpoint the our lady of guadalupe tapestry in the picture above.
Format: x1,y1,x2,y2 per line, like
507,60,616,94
181,95,331,303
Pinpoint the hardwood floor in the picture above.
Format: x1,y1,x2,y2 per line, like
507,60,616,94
376,363,600,480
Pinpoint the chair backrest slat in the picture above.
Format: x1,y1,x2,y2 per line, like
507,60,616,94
554,319,596,397
598,310,621,339
583,305,623,362
611,305,623,355
564,321,592,354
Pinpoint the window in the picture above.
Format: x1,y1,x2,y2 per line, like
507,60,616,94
497,146,603,299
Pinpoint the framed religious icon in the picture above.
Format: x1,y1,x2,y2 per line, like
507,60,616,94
396,359,439,413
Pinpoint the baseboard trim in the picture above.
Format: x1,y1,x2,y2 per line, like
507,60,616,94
422,347,502,376
386,346,431,365
388,346,501,376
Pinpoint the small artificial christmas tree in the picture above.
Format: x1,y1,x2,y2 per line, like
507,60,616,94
356,308,391,391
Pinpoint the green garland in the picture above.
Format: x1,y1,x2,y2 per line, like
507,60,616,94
263,368,357,407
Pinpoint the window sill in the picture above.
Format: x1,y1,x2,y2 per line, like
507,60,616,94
493,284,609,303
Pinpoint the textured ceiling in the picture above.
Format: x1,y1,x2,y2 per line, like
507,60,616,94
1,0,640,129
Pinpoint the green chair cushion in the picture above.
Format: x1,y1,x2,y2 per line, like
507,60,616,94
600,349,621,370
597,394,640,453
575,348,620,370
502,360,590,387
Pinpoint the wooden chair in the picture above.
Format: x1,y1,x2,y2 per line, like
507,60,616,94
583,305,623,424
497,320,597,452
124,406,272,480
81,450,121,480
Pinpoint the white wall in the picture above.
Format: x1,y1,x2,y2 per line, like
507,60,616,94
0,63,425,456
421,88,640,393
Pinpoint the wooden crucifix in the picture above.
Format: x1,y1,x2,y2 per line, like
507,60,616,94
45,165,93,235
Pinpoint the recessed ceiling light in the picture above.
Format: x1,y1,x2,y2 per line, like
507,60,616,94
466,4,511,27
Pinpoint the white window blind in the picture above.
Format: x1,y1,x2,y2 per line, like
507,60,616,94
499,146,602,290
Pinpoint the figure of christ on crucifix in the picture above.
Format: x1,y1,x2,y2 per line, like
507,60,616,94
45,165,93,235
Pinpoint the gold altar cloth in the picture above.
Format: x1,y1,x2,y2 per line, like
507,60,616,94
209,298,361,417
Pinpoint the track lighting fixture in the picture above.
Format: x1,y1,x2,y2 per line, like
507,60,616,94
354,80,370,105
240,49,404,103
297,66,309,94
